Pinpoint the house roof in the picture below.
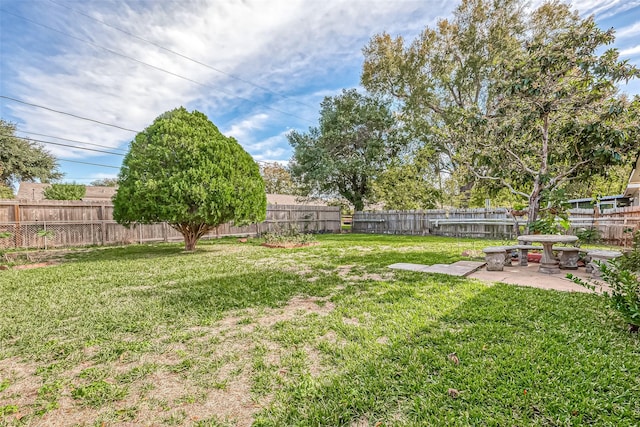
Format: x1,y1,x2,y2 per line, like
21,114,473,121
624,154,640,200
16,183,117,201
266,194,326,205
16,184,325,206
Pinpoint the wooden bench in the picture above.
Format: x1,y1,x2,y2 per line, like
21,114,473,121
586,250,622,279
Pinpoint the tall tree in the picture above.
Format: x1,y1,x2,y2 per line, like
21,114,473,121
288,89,402,211
362,0,523,187
362,0,640,225
260,162,297,195
372,147,441,209
0,119,62,188
459,3,640,225
113,107,266,251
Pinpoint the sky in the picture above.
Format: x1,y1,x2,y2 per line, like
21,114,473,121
1,0,639,186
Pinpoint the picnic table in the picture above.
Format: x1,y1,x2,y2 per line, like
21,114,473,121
518,234,579,274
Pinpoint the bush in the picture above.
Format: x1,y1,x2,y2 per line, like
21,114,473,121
262,226,316,246
44,183,86,200
575,227,601,245
0,185,14,199
569,234,640,332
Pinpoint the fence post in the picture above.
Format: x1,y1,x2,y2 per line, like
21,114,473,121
100,205,106,246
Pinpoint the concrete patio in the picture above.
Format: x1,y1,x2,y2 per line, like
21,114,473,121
389,260,600,293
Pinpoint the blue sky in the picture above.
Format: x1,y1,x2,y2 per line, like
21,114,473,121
1,0,639,185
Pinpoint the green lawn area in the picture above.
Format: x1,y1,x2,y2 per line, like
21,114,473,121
0,234,638,426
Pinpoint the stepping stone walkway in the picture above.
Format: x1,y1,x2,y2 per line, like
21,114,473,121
388,260,486,277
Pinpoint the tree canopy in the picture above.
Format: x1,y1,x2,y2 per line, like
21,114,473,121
43,183,86,200
113,107,266,251
260,162,298,195
288,89,402,211
90,178,119,187
0,119,62,189
361,0,640,224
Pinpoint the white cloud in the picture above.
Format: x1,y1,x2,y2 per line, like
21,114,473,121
224,113,270,141
3,0,638,175
3,0,454,166
615,21,640,40
620,45,640,57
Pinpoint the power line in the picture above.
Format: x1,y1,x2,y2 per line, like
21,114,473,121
0,95,140,133
13,135,125,156
2,9,316,124
47,0,317,111
17,128,129,153
58,158,120,169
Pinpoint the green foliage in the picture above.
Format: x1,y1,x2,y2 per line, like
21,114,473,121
36,229,55,238
372,148,441,210
71,380,128,408
90,178,119,187
0,405,18,416
575,228,601,245
262,226,316,246
619,230,640,272
260,162,298,195
361,0,640,221
0,184,14,199
570,260,640,331
43,183,86,200
571,230,640,330
289,89,403,211
113,107,266,251
0,119,62,187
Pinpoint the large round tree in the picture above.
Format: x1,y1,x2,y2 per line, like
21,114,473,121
113,107,266,251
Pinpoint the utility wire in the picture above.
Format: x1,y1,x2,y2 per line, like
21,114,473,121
17,128,129,153
58,158,121,169
47,0,317,110
0,95,140,133
13,135,125,156
2,9,316,124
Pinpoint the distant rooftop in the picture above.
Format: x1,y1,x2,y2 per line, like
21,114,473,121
15,183,325,205
16,182,117,201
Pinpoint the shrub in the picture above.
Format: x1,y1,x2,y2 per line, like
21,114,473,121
262,226,316,246
575,227,601,245
44,183,86,200
569,235,640,332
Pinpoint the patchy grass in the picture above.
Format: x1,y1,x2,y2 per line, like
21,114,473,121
0,234,638,426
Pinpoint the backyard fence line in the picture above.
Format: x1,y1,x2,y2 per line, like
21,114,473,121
0,200,340,250
352,207,640,245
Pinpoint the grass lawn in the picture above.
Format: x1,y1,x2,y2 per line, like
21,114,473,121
0,234,638,426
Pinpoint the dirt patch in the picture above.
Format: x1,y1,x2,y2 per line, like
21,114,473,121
261,242,320,249
336,265,355,276
1,295,337,426
10,262,57,270
335,265,394,282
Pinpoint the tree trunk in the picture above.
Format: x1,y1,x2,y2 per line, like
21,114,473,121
183,231,198,252
526,112,549,233
353,198,364,212
527,182,542,233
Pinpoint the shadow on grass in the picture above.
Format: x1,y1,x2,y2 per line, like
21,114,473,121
1,268,337,361
254,283,640,426
63,241,234,264
330,251,462,269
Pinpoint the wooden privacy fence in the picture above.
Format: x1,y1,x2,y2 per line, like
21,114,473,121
0,200,340,250
352,207,640,244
